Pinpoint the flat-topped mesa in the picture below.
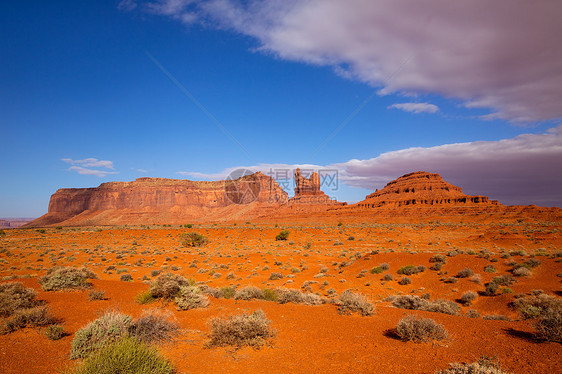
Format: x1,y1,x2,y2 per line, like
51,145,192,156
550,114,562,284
356,171,498,208
289,168,345,206
30,172,289,226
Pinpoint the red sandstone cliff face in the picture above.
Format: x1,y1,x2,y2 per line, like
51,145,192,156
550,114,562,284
29,172,288,226
354,171,498,208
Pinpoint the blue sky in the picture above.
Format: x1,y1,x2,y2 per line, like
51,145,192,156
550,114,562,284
1,0,561,217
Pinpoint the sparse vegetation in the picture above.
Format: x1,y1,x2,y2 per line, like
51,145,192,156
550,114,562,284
0,282,40,317
174,286,210,310
38,266,97,291
206,310,274,349
181,232,209,247
396,315,447,343
393,295,460,315
275,230,290,241
337,290,375,316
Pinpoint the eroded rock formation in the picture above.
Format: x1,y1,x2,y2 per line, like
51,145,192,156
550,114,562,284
355,171,498,208
290,168,344,205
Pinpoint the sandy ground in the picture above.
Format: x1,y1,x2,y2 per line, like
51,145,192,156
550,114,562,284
0,219,561,373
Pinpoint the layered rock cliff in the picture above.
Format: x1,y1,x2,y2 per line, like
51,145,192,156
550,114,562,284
355,171,498,208
28,172,288,226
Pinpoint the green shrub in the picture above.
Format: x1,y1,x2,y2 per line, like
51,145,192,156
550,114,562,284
66,337,174,374
396,315,447,343
219,286,236,299
262,288,278,302
484,265,496,273
370,266,384,274
268,272,284,280
38,266,97,291
181,232,208,247
45,325,65,340
275,230,290,241
120,274,133,282
484,282,499,296
206,310,274,349
135,290,156,305
512,294,562,319
0,282,39,317
70,310,132,359
337,290,375,316
397,265,421,276
174,286,209,311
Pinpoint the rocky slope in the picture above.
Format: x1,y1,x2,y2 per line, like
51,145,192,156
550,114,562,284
289,168,345,206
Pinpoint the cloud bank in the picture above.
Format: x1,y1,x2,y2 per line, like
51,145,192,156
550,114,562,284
133,0,562,123
62,158,118,178
179,126,562,207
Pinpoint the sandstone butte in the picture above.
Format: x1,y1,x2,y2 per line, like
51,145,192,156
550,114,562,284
25,170,561,227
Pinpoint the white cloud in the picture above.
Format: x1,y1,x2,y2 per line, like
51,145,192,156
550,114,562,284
137,0,562,123
67,166,119,178
61,158,114,169
137,169,148,173
180,125,562,207
389,102,439,114
62,158,118,178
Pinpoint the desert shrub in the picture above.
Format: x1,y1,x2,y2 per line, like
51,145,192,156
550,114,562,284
466,309,481,318
234,286,263,301
456,268,474,278
206,310,274,349
430,263,443,271
382,274,393,281
337,290,375,316
0,282,39,317
484,265,496,273
277,288,323,305
512,294,562,319
262,288,278,302
512,267,531,277
268,272,284,280
38,266,97,291
399,277,412,285
275,230,290,241
444,277,458,284
66,337,174,374
149,273,191,299
135,290,156,304
491,275,516,286
370,266,384,274
88,290,106,301
397,265,422,276
460,291,478,306
128,309,179,344
435,361,511,374
174,286,209,310
379,263,390,270
70,310,132,359
181,232,208,247
429,254,447,264
150,270,161,277
396,315,447,343
535,308,562,342
120,274,133,282
447,251,458,257
392,295,459,315
45,325,65,340
483,282,499,296
219,286,236,299
1,306,56,334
